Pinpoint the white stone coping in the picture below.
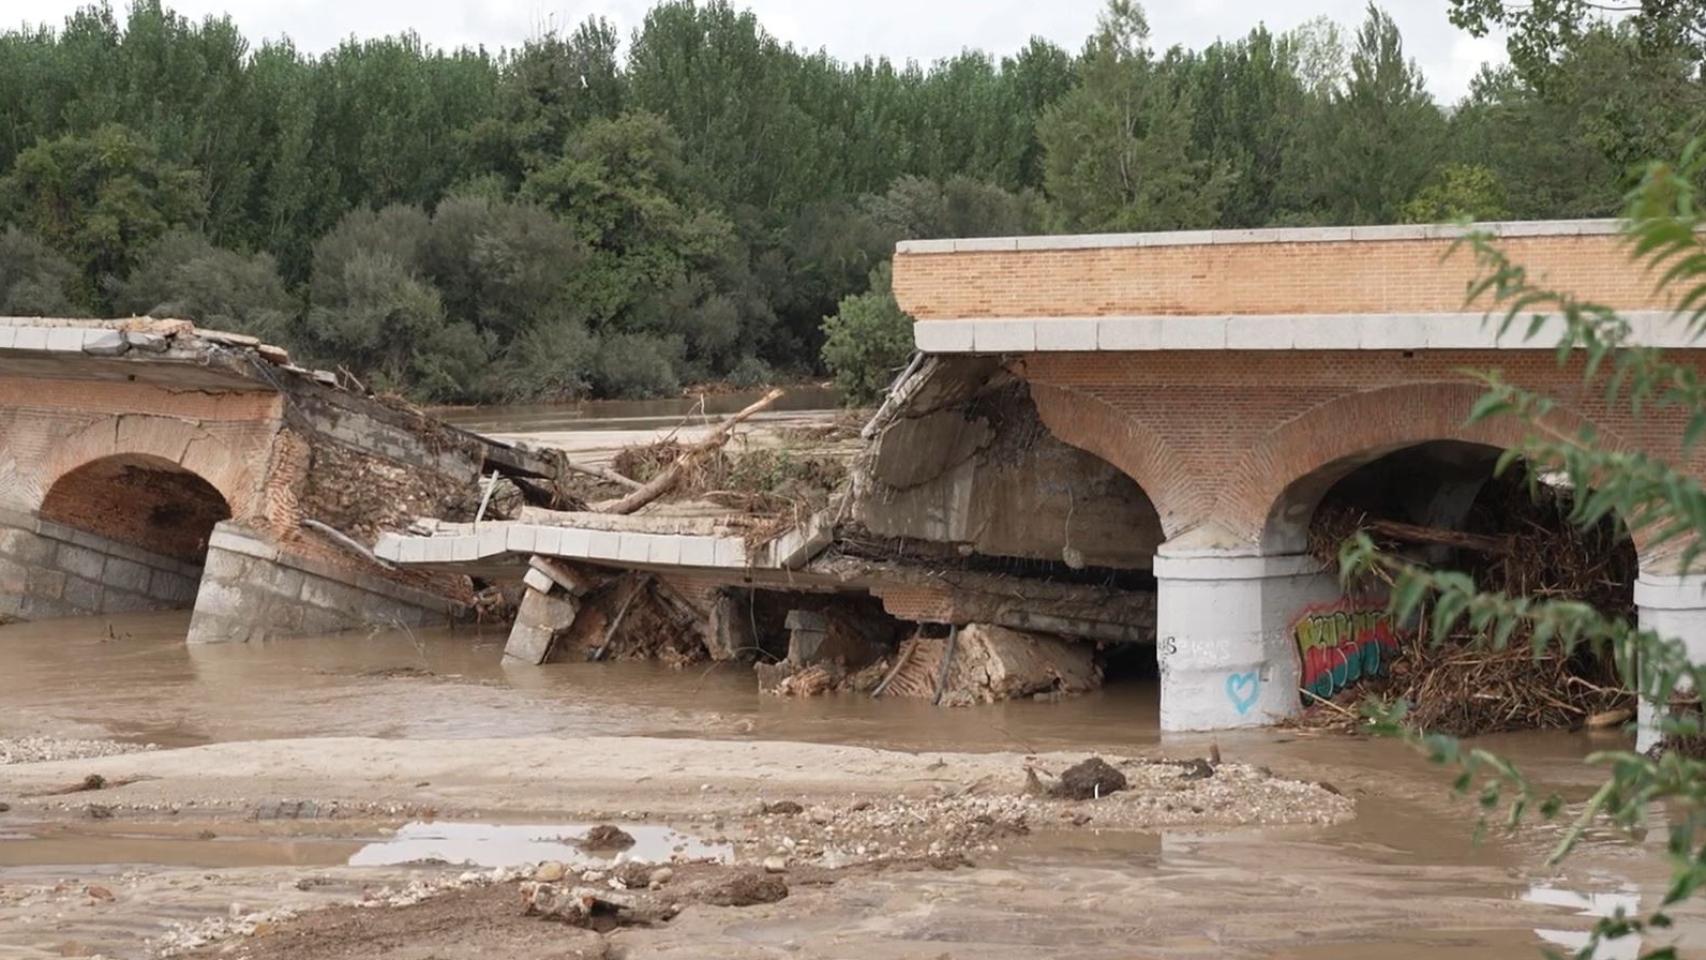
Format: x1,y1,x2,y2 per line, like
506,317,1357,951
1153,553,1326,581
913,311,1701,354
895,219,1619,255
1635,574,1706,610
0,322,131,354
376,512,834,574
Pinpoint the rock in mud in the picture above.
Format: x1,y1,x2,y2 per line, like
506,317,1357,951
1052,757,1128,800
697,869,789,906
1179,758,1216,781
763,800,804,815
578,824,635,851
523,882,675,929
535,861,568,882
613,861,654,890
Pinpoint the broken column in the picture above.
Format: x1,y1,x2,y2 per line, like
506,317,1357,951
1152,549,1339,731
503,556,593,664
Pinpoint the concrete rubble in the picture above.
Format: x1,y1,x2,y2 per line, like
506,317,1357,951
356,354,1164,706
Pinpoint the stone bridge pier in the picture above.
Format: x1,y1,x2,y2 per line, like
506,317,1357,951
892,220,1706,731
0,318,490,642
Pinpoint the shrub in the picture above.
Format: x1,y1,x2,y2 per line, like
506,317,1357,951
112,229,295,341
819,262,913,406
0,227,82,315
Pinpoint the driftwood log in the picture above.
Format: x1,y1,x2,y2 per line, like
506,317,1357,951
561,458,644,491
595,388,784,515
1366,519,1514,555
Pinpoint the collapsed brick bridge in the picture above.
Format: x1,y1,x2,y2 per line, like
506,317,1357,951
0,317,534,643
890,218,1706,732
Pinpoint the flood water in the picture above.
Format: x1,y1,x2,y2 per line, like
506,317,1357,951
0,610,1697,959
1,393,1700,958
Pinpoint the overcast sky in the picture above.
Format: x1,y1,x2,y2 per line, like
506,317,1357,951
9,0,1508,103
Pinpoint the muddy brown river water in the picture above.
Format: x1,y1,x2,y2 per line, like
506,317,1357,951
0,394,1700,958
0,611,1696,959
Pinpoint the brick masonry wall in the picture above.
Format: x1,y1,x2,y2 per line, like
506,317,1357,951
0,510,203,620
1012,349,1706,568
894,233,1671,320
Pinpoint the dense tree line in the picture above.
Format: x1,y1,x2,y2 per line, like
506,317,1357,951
0,0,1701,402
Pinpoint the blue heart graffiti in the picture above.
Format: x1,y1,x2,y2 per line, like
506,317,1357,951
1225,671,1260,715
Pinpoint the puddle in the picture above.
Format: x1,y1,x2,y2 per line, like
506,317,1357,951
1526,882,1645,960
347,821,733,869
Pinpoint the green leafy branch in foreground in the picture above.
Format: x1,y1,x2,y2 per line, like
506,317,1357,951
1341,150,1706,958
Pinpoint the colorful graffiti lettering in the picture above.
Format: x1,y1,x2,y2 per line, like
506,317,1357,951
1293,603,1401,703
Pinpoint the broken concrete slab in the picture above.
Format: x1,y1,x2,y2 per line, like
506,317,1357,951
879,624,1103,705
504,588,581,665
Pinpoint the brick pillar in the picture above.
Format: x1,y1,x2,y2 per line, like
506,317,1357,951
1634,574,1706,752
1154,550,1339,731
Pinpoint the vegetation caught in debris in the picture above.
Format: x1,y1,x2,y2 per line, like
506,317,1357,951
1301,464,1637,735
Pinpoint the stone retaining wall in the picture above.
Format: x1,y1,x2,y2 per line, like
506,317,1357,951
0,508,202,620
187,522,461,643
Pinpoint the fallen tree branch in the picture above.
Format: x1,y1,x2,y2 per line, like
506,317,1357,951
589,575,652,662
562,458,644,491
1366,519,1515,555
595,388,784,515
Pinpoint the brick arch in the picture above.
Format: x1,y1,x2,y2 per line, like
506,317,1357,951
1220,381,1633,554
36,415,264,521
1028,380,1207,537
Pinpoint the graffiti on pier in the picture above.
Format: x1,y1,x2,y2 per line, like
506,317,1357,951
1225,671,1260,716
1293,602,1401,703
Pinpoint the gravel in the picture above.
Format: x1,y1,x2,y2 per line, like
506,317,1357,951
0,737,155,765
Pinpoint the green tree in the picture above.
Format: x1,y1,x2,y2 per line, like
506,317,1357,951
112,229,295,340
0,123,204,308
1294,4,1446,224
1400,163,1509,223
1184,27,1310,227
1037,1,1230,231
522,110,768,382
820,262,913,405
301,204,487,400
1450,0,1706,84
0,227,82,316
467,18,625,188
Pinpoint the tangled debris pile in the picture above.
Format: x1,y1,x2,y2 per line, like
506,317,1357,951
1302,465,1637,735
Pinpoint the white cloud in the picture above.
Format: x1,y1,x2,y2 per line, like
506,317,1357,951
6,0,1506,101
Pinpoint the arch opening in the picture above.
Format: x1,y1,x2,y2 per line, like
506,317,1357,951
41,454,232,564
1266,439,1638,734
